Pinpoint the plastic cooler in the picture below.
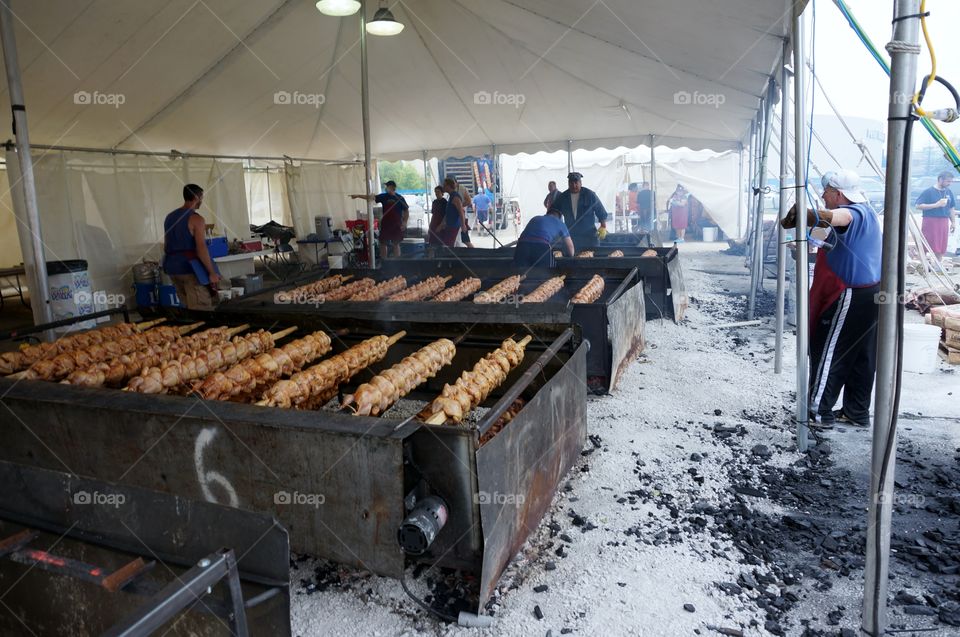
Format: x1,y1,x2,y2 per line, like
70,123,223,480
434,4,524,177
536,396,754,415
46,260,95,333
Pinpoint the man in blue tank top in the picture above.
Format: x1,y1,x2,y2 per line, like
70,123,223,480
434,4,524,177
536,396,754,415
163,184,220,310
781,169,882,429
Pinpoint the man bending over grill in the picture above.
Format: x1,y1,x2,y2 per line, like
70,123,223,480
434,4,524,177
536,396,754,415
514,208,575,268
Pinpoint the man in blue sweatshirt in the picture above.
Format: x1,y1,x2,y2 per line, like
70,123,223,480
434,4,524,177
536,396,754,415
549,172,608,251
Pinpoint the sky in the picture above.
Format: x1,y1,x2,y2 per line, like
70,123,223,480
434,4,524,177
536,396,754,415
813,0,960,147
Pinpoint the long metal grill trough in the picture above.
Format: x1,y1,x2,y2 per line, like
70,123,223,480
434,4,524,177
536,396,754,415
218,265,645,393
379,245,686,321
0,317,586,613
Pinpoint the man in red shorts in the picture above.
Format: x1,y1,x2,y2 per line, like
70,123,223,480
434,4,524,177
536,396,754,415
351,180,409,258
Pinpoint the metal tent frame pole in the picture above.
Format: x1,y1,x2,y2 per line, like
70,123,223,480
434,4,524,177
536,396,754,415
745,119,757,243
360,0,375,268
792,5,810,452
649,134,658,244
737,144,744,238
491,143,497,240
0,0,53,331
775,38,791,374
422,149,430,220
748,80,776,319
862,2,920,634
566,140,573,173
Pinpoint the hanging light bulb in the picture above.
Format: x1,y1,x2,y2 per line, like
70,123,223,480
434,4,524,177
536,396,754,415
315,0,360,16
366,6,404,36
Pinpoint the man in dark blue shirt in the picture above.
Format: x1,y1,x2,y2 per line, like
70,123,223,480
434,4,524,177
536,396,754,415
163,184,219,310
514,209,575,268
351,180,409,258
550,172,608,251
915,170,956,258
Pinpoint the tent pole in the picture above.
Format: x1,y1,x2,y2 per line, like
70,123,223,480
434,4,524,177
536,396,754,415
422,149,429,201
649,135,658,245
747,100,764,317
360,0,375,268
862,2,920,634
491,144,497,241
566,140,573,173
792,4,810,452
748,80,776,319
0,0,53,332
745,119,757,243
737,144,744,238
774,38,791,375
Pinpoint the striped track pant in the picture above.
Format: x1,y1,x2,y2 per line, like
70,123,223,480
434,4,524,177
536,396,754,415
809,284,880,424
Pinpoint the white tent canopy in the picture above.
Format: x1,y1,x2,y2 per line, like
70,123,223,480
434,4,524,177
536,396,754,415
0,0,794,160
502,146,744,238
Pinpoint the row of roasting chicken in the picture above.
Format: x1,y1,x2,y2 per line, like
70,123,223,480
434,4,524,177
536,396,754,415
0,319,163,375
4,316,535,440
266,272,606,305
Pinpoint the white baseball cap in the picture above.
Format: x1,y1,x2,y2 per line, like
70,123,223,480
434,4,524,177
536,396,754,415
820,169,866,204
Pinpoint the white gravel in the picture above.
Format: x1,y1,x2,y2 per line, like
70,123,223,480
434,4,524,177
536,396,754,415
290,243,959,637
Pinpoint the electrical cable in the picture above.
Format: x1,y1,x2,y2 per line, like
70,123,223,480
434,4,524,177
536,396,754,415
400,569,457,623
833,0,960,170
911,0,935,118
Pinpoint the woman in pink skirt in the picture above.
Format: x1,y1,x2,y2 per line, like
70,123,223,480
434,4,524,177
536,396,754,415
668,184,690,242
915,171,956,259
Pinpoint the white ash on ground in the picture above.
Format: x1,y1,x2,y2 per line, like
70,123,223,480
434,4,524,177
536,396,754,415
290,244,960,637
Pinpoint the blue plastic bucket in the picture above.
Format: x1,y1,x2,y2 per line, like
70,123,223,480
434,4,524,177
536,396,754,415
158,284,182,308
134,282,158,309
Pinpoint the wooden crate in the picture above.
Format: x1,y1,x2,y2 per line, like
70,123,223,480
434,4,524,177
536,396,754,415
938,342,960,365
930,304,960,327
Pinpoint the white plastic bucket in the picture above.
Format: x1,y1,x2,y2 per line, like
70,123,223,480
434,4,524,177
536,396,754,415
902,323,942,374
328,255,344,269
702,226,718,242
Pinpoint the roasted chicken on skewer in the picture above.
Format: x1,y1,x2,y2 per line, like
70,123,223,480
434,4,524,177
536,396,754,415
433,278,481,302
258,332,406,409
479,397,526,446
521,276,566,303
608,250,624,257
65,324,250,388
192,331,332,401
126,327,295,394
0,319,166,375
15,323,202,382
571,275,605,304
474,275,524,304
349,276,407,301
576,251,594,258
387,276,451,302
274,274,351,304
419,336,531,425
343,338,455,416
321,278,376,301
